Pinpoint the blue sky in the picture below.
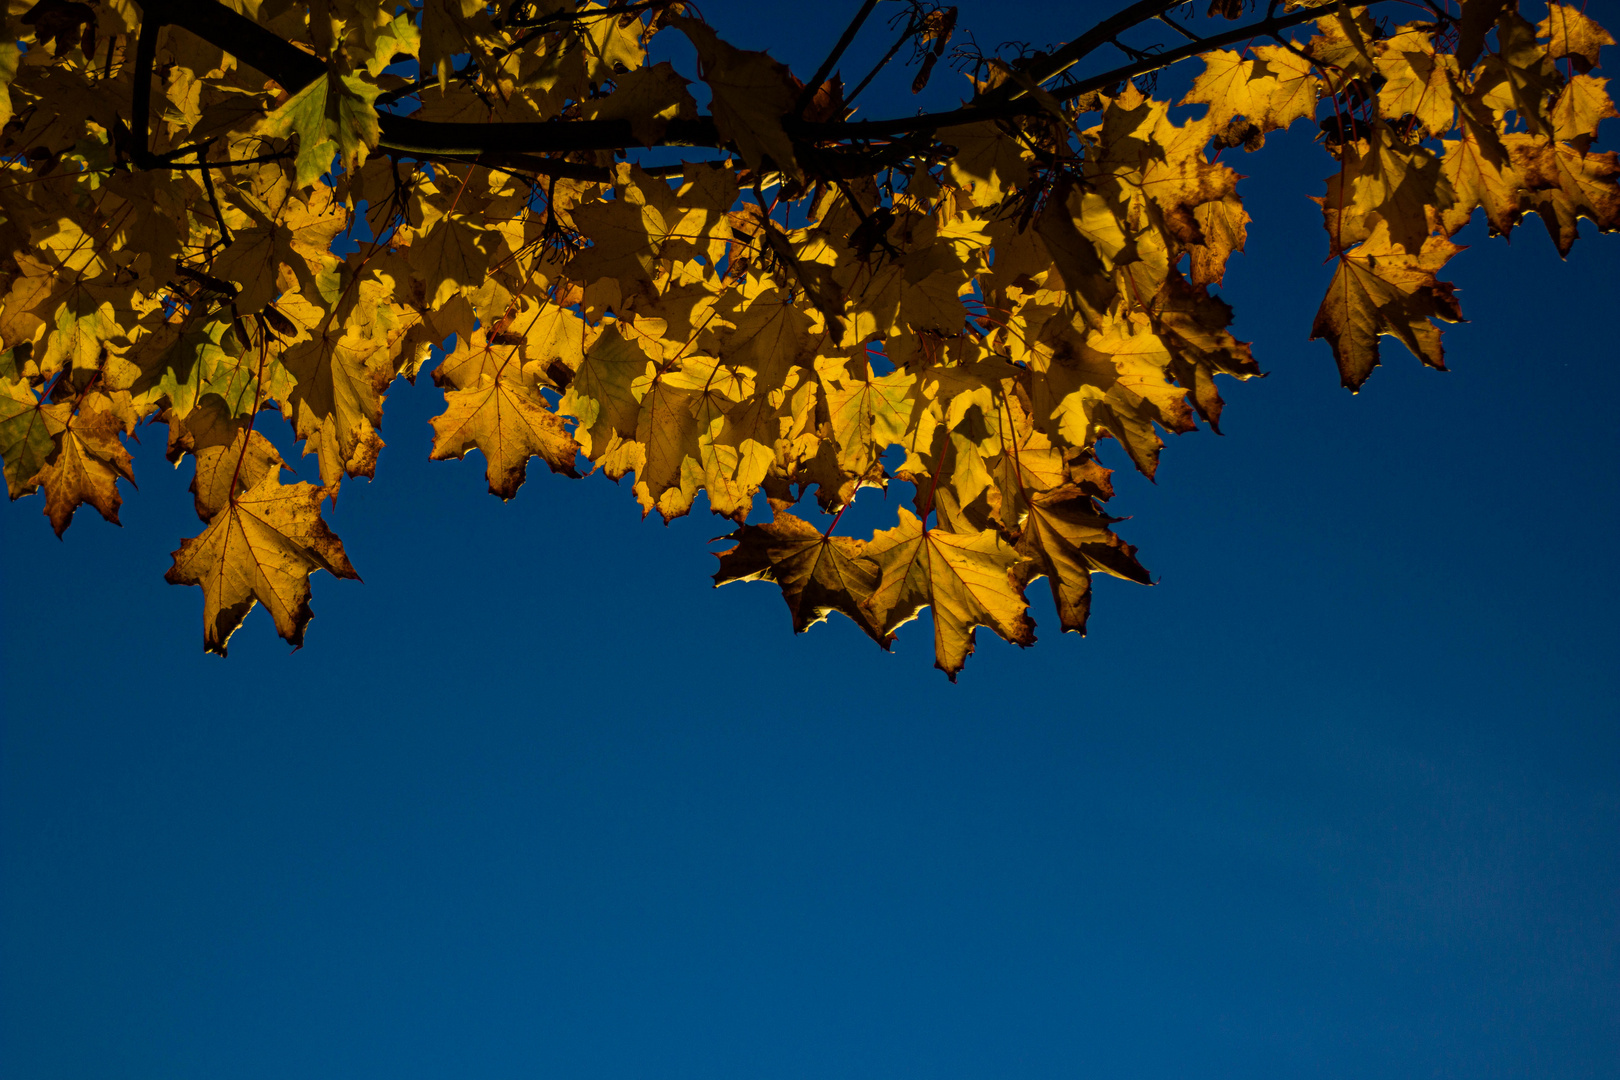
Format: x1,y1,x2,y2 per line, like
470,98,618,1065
4,1,1619,1077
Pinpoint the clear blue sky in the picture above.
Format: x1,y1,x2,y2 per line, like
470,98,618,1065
4,2,1619,1077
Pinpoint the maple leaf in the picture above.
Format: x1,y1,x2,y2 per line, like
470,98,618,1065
713,511,891,644
0,376,67,498
261,72,381,187
1550,74,1619,143
1187,191,1250,287
1183,46,1320,134
860,508,1035,680
165,470,359,656
1478,10,1562,137
409,210,494,310
274,290,392,488
430,373,582,498
582,62,698,147
1322,125,1454,254
32,392,135,537
941,122,1031,205
1376,27,1459,137
557,326,649,474
817,353,915,481
669,14,802,180
1311,223,1465,389
1513,137,1620,255
1440,125,1531,237
165,395,286,521
1016,485,1151,634
1148,274,1261,431
630,360,708,521
1036,183,1125,330
1029,317,1195,478
4,0,1616,670
1539,3,1615,74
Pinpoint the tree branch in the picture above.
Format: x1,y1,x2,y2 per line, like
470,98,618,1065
793,0,881,116
131,0,1362,178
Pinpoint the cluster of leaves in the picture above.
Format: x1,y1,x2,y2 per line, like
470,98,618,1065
0,0,1614,674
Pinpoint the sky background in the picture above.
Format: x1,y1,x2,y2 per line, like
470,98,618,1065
4,1,1619,1077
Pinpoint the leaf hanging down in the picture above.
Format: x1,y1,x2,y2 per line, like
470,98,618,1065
32,392,134,537
165,471,359,656
260,72,381,187
1311,223,1465,390
164,395,285,521
429,373,582,499
1016,485,1151,635
1539,3,1615,73
713,511,891,645
860,509,1035,680
1512,136,1620,255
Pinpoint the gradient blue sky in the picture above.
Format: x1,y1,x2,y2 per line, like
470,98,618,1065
4,2,1619,1077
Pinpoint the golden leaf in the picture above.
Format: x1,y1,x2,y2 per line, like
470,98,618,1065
940,123,1031,205
1513,137,1620,255
0,376,68,498
557,326,649,471
1322,125,1453,253
274,291,391,487
1539,3,1615,73
33,393,135,537
165,395,285,521
1549,74,1618,144
1182,46,1322,134
429,373,581,498
1310,223,1464,389
165,471,359,656
408,211,493,310
860,508,1034,680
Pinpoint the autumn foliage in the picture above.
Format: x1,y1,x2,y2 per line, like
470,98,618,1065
0,0,1615,674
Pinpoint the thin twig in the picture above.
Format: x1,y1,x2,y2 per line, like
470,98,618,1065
794,0,882,116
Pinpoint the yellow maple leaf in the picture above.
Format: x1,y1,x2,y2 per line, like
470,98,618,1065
0,376,68,498
1322,125,1454,254
1549,74,1619,144
164,395,285,521
33,392,134,537
1513,136,1620,255
1539,3,1615,73
859,508,1035,680
429,372,581,498
1310,222,1464,389
274,291,392,487
165,471,359,656
940,122,1031,205
1375,27,1459,137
